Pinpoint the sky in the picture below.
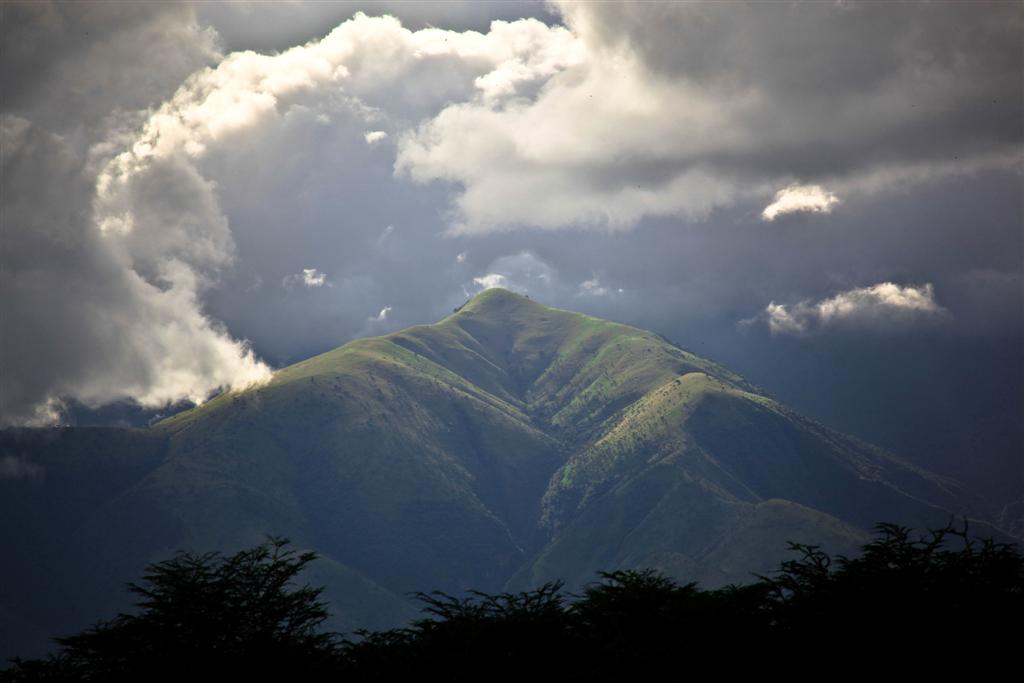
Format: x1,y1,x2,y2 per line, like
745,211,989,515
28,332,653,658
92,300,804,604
1,1,1021,498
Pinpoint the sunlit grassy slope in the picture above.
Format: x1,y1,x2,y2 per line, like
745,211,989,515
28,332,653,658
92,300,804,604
0,288,996,660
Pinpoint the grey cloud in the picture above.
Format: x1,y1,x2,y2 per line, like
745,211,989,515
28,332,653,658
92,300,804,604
197,1,558,54
1,1,219,129
0,120,268,422
0,4,268,425
397,1,1022,230
563,2,1021,96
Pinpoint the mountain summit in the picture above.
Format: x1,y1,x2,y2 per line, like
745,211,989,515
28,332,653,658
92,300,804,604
0,289,990,658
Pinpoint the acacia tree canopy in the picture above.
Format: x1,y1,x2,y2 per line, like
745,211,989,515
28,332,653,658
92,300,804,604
5,522,1022,680
7,537,339,680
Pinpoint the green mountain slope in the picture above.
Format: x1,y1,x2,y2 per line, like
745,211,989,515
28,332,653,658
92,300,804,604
0,289,1007,660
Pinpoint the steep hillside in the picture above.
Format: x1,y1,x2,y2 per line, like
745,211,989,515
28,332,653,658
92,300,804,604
0,289,1006,660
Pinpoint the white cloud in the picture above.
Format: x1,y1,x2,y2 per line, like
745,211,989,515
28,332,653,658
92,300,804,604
1,29,272,426
578,277,610,297
364,130,388,145
3,12,572,421
75,11,578,399
283,268,330,289
763,302,809,335
752,283,947,335
761,185,840,221
396,2,1021,232
473,273,509,291
97,13,578,187
456,251,467,263
468,251,557,296
357,303,395,338
302,268,329,288
817,282,942,322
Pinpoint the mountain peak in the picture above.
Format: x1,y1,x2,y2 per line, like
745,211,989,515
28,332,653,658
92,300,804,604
465,286,530,304
457,287,543,317
2,282,991,661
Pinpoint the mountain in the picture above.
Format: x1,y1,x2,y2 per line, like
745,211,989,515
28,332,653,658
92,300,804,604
0,289,1007,660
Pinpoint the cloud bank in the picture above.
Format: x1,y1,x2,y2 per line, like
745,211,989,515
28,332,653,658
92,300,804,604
397,1,1023,231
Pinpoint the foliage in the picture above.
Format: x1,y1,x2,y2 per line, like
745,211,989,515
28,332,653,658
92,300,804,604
341,582,571,680
6,522,1021,679
4,537,339,681
758,521,1024,639
336,520,1022,678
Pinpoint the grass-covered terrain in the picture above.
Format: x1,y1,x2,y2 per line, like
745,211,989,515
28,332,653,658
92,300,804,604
0,289,1007,661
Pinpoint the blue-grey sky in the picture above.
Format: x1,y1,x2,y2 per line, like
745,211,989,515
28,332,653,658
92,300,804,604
1,1,1021,498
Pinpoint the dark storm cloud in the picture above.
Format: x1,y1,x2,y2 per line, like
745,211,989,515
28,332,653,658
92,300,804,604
567,1,1023,170
1,1,218,128
0,117,269,425
0,2,267,425
399,1,1022,229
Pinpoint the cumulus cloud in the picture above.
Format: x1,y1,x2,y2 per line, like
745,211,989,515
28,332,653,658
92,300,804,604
750,283,948,335
473,274,511,291
364,130,388,144
817,283,943,321
761,185,840,221
397,1,1022,231
0,4,273,426
372,306,393,322
0,10,585,423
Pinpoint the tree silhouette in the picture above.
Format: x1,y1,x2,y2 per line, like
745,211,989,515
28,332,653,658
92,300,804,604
5,537,339,680
758,521,1024,643
340,581,572,680
6,521,1021,680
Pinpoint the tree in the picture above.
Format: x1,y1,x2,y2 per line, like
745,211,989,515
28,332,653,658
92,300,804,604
758,520,1024,646
6,537,339,681
7,521,1021,679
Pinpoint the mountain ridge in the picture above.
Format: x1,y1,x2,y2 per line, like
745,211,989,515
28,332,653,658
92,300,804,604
0,287,1010,660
